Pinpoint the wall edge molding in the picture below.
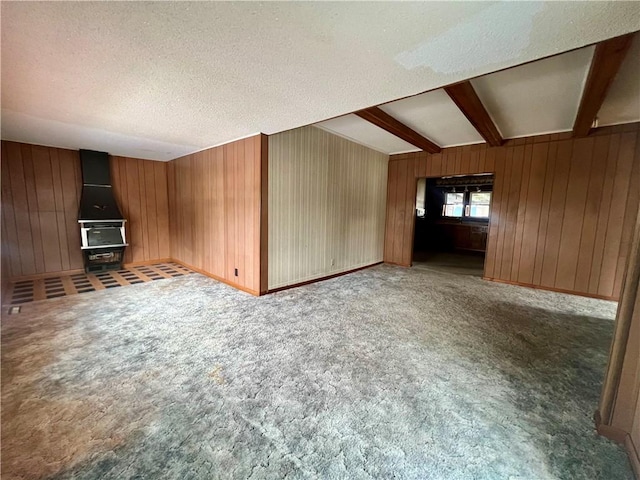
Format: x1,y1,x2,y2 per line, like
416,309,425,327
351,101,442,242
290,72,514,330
483,277,618,301
268,262,383,294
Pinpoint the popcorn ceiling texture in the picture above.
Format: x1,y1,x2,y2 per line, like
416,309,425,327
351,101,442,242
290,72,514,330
1,263,634,479
1,2,639,160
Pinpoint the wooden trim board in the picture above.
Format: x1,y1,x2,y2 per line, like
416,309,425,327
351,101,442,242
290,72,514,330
484,277,618,301
170,258,260,296
594,409,629,444
259,133,269,294
625,435,640,478
595,409,640,477
268,262,383,294
124,258,173,268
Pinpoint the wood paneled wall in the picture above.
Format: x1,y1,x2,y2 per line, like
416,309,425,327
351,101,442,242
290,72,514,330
268,126,388,290
598,205,640,475
167,135,267,295
1,141,170,281
386,123,640,300
110,156,170,264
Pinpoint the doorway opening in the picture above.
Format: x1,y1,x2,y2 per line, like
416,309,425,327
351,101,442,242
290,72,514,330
413,174,494,276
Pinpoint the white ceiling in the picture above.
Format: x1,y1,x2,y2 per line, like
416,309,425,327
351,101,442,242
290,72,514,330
470,46,595,139
2,2,640,160
316,115,417,155
319,36,639,154
381,90,485,147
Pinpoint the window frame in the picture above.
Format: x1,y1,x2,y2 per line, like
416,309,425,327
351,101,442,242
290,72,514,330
442,189,492,220
442,192,465,218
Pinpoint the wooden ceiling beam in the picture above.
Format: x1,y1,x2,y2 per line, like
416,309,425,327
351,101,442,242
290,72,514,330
573,33,634,137
444,81,503,147
355,106,441,153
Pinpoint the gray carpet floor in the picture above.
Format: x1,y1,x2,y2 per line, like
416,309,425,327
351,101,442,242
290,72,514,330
1,264,634,479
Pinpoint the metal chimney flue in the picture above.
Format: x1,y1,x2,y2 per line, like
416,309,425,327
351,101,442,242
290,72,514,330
77,150,128,273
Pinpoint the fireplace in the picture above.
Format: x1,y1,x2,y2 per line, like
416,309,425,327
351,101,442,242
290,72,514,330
77,150,128,273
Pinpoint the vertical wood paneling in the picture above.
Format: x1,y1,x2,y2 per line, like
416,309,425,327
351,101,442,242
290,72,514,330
517,142,548,284
556,138,595,290
484,148,505,278
574,136,610,293
589,135,619,295
532,141,557,286
112,155,170,265
384,161,398,262
501,145,524,280
384,124,640,300
154,161,170,259
615,132,640,297
496,147,514,279
599,133,636,297
167,135,264,294
1,141,170,281
3,142,27,277
540,140,573,288
268,126,388,290
21,145,46,273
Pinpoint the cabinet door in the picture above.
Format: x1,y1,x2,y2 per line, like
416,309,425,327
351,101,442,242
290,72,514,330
470,226,488,251
454,225,472,250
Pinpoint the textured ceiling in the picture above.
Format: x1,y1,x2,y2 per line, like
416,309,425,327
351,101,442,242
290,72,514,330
2,1,639,160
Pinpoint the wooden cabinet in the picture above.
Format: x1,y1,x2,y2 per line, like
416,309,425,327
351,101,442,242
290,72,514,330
435,221,488,252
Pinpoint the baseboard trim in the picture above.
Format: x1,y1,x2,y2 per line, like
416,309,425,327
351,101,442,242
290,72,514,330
625,435,640,478
383,261,411,267
594,410,629,444
268,262,383,294
169,259,260,297
124,258,172,267
483,277,617,301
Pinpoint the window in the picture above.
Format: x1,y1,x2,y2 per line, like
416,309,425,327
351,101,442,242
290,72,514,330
469,192,491,218
416,178,427,217
443,192,464,217
442,190,492,219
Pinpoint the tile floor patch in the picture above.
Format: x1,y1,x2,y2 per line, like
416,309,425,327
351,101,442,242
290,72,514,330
6,263,195,305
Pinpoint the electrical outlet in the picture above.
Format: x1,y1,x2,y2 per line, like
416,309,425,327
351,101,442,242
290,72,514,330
331,258,335,266
234,268,238,277
9,306,21,315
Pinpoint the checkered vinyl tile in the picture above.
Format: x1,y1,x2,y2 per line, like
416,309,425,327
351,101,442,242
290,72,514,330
7,263,194,305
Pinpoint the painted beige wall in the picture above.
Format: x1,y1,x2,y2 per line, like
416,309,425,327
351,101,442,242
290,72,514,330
268,126,388,290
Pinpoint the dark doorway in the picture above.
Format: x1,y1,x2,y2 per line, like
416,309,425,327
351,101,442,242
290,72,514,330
413,174,493,276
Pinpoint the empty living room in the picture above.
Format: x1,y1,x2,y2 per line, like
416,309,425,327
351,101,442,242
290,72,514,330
2,2,640,479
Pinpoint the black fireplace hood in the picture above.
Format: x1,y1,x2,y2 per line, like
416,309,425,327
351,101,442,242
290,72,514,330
78,149,124,221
